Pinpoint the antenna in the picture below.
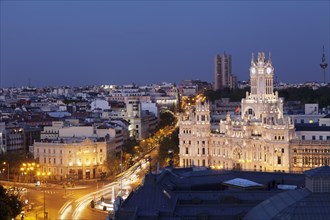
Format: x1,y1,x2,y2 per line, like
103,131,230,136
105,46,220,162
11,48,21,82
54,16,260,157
320,46,328,83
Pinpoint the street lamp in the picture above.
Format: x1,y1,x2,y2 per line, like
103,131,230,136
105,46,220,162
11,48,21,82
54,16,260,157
20,162,39,183
120,146,123,197
168,149,174,167
3,162,9,182
44,189,47,219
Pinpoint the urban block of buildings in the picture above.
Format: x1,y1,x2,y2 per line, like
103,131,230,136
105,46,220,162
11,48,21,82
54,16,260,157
0,82,182,180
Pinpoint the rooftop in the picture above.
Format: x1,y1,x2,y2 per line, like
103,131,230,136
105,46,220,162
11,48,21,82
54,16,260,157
116,168,305,220
304,165,330,178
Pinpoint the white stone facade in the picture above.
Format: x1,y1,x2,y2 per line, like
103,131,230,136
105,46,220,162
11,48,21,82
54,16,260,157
180,52,295,172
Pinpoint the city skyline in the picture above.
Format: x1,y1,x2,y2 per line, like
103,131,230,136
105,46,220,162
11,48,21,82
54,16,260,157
0,1,329,87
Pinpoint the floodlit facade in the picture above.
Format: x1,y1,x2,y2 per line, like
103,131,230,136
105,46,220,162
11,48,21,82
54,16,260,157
33,138,107,180
180,52,296,172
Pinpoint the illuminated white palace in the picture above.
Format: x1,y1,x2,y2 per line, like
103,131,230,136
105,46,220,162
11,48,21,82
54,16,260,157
179,52,296,172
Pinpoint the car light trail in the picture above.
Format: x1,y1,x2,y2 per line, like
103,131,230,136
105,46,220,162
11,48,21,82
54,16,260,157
59,200,72,220
58,155,151,219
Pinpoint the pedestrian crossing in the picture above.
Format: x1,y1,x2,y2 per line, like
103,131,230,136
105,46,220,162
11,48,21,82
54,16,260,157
43,190,57,194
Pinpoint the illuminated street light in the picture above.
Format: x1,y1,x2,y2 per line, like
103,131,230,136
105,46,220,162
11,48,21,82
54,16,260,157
20,162,40,183
3,162,9,182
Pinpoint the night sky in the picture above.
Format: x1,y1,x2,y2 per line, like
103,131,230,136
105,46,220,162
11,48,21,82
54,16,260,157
1,1,329,87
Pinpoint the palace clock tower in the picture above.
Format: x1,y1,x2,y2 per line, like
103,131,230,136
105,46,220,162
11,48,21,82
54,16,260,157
241,52,283,123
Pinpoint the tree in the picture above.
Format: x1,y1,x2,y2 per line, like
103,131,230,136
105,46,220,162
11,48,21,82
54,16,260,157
105,153,121,178
0,185,23,220
204,87,330,108
158,111,177,129
157,128,179,167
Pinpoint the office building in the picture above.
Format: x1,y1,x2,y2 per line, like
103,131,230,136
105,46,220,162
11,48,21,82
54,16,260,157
214,53,237,90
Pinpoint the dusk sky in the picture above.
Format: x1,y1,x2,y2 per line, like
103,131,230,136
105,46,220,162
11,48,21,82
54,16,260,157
1,1,329,87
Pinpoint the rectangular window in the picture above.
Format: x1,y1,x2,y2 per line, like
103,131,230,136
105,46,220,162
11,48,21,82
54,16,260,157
186,147,188,154
44,158,46,163
327,136,330,140
49,158,51,164
53,158,56,164
37,148,39,153
319,136,323,140
302,135,305,140
277,156,282,165
312,136,316,140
